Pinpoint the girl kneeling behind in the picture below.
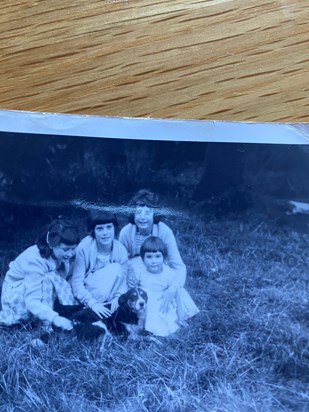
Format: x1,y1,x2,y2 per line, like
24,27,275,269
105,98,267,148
0,219,79,332
128,236,199,337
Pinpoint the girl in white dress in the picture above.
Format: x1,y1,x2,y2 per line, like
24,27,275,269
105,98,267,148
127,236,199,337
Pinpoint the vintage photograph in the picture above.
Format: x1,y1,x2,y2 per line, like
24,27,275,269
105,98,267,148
0,127,308,411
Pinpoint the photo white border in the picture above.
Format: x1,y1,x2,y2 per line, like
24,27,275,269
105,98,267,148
0,109,308,145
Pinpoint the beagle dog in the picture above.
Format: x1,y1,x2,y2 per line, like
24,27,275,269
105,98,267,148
72,287,148,341
108,287,148,339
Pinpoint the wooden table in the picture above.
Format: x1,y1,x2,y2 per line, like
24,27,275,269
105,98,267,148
0,0,308,122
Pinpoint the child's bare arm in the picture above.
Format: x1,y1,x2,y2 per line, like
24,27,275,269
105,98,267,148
126,264,140,288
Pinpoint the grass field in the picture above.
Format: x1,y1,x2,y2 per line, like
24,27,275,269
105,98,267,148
0,211,308,412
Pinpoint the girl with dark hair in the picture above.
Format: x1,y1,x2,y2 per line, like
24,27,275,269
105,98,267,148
0,219,79,331
119,189,187,294
72,211,128,319
128,236,199,336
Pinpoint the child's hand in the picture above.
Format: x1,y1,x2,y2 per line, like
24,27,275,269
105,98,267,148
159,286,177,313
109,297,119,313
91,302,112,318
53,315,73,331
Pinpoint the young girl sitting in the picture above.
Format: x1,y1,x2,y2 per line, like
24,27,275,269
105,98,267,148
127,236,199,337
72,211,128,319
0,219,80,333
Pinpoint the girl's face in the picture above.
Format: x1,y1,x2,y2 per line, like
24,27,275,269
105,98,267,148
143,251,164,274
94,223,115,249
134,206,154,234
52,243,77,262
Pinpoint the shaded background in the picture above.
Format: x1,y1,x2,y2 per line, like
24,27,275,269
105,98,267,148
0,131,309,242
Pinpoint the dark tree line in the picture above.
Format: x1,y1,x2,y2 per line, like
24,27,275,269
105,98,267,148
0,131,308,239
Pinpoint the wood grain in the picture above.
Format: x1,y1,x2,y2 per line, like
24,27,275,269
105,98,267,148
0,0,308,122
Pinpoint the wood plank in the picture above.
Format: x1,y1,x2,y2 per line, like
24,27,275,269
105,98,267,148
0,0,308,121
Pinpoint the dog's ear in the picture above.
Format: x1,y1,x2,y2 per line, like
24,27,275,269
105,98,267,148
118,292,128,307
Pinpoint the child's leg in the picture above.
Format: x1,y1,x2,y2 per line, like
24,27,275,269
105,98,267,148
84,263,123,302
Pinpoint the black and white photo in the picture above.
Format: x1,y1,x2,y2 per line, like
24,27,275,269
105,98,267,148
0,111,308,411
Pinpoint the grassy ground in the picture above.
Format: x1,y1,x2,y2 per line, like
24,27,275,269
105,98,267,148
0,211,308,412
